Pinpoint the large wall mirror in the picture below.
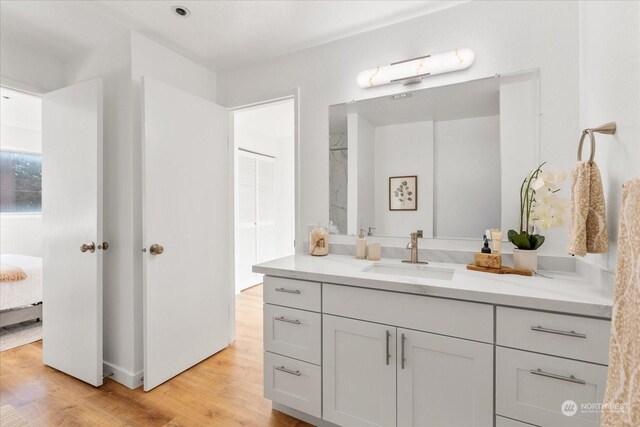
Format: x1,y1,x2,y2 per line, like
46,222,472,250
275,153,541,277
329,70,540,239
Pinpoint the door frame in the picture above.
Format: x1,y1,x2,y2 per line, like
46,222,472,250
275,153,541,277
227,88,300,342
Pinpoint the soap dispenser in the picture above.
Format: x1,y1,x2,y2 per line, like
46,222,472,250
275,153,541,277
356,228,367,259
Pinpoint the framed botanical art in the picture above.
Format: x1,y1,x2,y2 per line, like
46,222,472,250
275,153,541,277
389,176,417,211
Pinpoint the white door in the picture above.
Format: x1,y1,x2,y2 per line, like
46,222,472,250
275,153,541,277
142,77,229,391
235,151,275,292
397,329,493,427
323,315,396,427
42,78,104,386
236,153,259,291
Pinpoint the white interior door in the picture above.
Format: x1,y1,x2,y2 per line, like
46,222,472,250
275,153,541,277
142,77,229,391
42,78,104,386
235,151,275,293
256,157,276,263
236,153,259,292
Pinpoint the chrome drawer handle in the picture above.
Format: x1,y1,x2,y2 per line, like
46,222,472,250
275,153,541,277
275,366,301,376
275,316,301,325
385,330,391,366
530,368,586,385
275,287,301,294
531,325,587,339
401,333,406,370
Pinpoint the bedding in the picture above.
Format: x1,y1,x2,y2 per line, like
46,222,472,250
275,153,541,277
0,264,28,282
0,255,42,311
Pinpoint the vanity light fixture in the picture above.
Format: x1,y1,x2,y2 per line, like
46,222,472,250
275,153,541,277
357,48,475,88
171,5,191,18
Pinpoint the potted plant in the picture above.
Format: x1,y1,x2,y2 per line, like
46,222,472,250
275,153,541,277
508,162,567,270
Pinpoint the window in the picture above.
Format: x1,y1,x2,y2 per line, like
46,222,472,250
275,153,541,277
0,151,42,213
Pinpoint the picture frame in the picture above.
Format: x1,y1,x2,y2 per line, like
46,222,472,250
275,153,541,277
389,175,417,211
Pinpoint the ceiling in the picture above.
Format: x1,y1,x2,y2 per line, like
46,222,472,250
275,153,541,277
329,76,500,133
0,1,466,72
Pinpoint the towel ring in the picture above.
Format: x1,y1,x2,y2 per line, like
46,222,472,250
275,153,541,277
577,130,596,163
577,121,617,163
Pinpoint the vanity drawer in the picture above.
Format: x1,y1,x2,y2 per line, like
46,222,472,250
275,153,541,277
323,283,493,342
264,304,321,365
497,307,611,364
263,276,321,312
264,351,321,418
496,347,608,427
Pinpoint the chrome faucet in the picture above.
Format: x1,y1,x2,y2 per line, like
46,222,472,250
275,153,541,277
402,230,427,264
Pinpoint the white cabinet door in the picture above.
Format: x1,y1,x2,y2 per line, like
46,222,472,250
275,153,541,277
42,78,104,387
141,77,229,391
397,329,493,427
323,315,396,427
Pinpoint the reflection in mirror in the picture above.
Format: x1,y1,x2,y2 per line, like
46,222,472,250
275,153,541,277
329,70,539,239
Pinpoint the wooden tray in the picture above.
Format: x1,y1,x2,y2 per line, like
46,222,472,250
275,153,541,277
466,264,533,277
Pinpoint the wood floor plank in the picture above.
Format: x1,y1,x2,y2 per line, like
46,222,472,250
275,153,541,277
0,285,312,426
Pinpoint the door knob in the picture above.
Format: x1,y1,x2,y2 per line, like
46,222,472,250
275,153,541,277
98,242,109,250
149,244,164,255
80,242,96,253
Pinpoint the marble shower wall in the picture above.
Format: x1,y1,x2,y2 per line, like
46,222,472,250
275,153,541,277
329,133,348,234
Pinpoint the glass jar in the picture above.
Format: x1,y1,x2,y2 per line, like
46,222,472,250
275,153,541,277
309,226,329,256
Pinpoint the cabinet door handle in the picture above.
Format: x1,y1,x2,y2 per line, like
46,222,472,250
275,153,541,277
385,330,391,365
275,287,301,294
275,316,301,325
531,325,586,339
275,366,301,376
401,333,406,369
530,368,586,385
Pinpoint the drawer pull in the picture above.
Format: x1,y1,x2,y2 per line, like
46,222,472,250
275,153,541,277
275,287,301,294
401,333,406,370
530,368,586,385
275,365,301,376
385,330,391,365
275,316,301,325
531,325,587,339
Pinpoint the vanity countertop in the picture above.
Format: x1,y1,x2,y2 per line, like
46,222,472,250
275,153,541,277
253,254,613,318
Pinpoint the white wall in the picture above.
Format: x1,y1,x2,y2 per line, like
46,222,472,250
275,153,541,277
63,31,219,386
217,0,580,255
0,215,42,257
129,31,218,376
435,116,500,238
1,89,43,257
64,32,136,384
579,1,640,271
374,121,434,238
0,38,66,92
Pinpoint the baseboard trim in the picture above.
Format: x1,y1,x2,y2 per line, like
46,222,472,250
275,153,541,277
103,361,143,389
272,403,339,427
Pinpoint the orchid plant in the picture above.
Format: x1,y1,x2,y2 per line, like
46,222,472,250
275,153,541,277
508,162,568,250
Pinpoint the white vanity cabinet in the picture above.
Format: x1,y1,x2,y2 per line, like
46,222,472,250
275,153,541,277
260,272,611,427
397,329,493,427
323,315,397,427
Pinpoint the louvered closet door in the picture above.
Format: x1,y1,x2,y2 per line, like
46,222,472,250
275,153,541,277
236,153,259,292
256,157,276,263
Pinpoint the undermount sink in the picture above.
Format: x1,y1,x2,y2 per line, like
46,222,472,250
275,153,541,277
362,262,455,281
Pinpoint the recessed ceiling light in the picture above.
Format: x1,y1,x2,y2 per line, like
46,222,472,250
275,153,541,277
171,5,191,18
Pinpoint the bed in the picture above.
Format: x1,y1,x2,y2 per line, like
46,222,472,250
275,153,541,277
0,254,43,328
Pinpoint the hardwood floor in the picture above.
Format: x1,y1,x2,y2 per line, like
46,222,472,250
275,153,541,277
0,285,312,426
